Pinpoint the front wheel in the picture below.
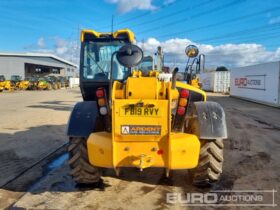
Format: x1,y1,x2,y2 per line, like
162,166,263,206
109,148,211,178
68,137,101,184
190,139,224,187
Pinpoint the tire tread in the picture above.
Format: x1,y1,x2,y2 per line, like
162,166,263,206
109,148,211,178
68,137,100,184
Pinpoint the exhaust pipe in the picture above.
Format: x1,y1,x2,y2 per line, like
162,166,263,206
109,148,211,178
172,67,179,89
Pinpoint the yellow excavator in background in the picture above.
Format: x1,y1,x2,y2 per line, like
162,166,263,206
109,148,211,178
19,76,39,90
66,29,227,187
0,75,5,92
11,75,22,89
19,78,30,90
0,75,15,91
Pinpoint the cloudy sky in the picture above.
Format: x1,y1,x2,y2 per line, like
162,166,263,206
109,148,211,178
0,0,280,69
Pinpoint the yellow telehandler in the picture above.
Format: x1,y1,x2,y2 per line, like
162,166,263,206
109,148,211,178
0,75,5,92
0,75,15,91
11,75,22,89
19,76,40,90
67,29,227,187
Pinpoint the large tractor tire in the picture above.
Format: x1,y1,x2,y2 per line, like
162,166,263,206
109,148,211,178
68,137,101,184
190,139,224,187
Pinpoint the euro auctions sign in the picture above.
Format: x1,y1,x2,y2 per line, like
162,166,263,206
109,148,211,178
234,75,266,90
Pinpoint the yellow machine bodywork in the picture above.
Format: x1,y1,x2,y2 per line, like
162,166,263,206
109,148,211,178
81,28,135,43
19,80,30,90
37,80,51,90
0,81,4,92
87,74,206,171
1,80,14,91
191,77,202,89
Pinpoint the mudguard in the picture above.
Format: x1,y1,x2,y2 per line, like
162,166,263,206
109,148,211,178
67,101,99,137
189,101,227,139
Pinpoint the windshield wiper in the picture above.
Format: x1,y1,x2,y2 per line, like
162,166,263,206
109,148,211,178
87,53,106,74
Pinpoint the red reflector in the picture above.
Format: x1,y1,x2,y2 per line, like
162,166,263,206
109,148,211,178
157,149,164,155
181,89,189,98
96,89,104,98
177,106,186,115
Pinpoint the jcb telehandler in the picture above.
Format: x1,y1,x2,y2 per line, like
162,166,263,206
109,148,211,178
67,29,227,187
11,75,22,89
19,76,39,90
0,75,15,91
0,75,5,92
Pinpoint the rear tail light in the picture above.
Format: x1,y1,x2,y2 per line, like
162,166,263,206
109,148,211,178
173,88,190,131
157,149,164,155
177,106,186,115
98,98,106,106
96,89,104,98
180,89,189,98
99,107,108,115
179,98,188,107
96,87,108,116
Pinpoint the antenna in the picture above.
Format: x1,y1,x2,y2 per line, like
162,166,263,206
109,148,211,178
111,15,114,33
142,38,145,54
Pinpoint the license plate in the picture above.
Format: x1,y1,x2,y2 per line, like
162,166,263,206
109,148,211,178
120,107,161,117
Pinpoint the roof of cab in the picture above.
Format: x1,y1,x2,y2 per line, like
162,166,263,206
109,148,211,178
80,29,135,43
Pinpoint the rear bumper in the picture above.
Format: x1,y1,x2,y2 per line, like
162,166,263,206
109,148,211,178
87,132,200,170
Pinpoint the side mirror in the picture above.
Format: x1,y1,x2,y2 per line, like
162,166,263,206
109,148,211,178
198,54,205,73
116,44,143,68
185,45,199,58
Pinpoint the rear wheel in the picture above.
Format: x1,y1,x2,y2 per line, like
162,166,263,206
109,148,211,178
47,83,52,90
68,137,101,184
190,139,224,187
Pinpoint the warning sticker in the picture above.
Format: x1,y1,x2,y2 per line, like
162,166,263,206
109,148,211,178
121,125,161,135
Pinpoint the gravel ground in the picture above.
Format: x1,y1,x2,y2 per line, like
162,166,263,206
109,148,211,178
1,90,279,209
0,88,82,209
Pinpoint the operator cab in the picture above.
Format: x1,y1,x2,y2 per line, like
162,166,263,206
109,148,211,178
80,29,134,101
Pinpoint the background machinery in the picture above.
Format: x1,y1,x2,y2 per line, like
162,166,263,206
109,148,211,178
0,75,5,92
19,76,39,90
182,45,204,89
47,76,61,89
11,75,22,89
67,29,227,187
37,77,52,90
0,75,14,91
57,76,69,88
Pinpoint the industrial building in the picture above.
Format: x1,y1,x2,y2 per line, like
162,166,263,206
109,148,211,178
0,53,78,79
